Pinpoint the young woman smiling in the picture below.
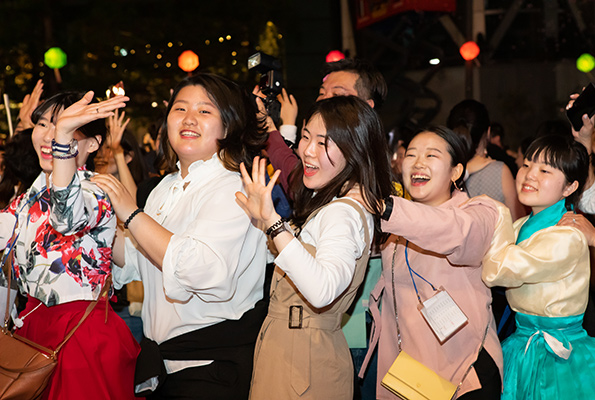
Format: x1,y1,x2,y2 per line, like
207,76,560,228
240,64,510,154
362,126,503,399
93,73,269,399
482,135,595,399
0,91,139,399
236,96,392,400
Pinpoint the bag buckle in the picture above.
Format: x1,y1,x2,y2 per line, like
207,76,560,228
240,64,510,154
288,305,303,329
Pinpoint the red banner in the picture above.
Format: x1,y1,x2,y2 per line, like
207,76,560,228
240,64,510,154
355,0,456,29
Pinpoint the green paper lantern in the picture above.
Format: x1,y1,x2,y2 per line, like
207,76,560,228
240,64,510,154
44,47,67,69
577,53,595,73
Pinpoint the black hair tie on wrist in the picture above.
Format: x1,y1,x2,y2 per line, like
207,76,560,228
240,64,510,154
124,208,143,229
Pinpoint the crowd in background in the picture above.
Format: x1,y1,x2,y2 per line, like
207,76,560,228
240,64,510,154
1,56,595,400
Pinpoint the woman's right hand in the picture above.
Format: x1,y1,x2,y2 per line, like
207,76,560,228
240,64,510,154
235,156,281,229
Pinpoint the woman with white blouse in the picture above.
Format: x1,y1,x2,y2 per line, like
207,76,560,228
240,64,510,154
93,73,269,399
236,96,393,399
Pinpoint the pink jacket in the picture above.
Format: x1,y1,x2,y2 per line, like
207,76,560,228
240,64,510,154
361,191,503,398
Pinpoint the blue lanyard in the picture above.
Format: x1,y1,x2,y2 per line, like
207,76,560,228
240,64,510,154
404,240,437,303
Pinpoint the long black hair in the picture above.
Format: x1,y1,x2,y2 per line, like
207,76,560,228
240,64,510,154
289,96,393,240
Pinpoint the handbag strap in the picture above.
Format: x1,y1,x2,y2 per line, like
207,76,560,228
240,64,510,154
390,244,490,392
53,274,112,354
3,246,112,357
3,248,15,328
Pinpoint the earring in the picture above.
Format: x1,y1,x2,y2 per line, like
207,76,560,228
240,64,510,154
453,180,463,191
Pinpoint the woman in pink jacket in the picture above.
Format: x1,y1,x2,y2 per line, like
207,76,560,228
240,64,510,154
361,126,503,399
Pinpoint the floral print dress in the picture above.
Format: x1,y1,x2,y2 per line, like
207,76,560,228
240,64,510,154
2,168,115,305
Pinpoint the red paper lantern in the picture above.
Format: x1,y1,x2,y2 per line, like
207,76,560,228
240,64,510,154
326,50,346,63
178,50,199,72
459,41,480,61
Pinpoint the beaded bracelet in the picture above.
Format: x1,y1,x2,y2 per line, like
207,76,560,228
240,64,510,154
124,208,143,229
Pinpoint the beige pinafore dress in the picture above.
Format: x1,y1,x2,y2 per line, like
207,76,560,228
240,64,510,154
249,198,371,399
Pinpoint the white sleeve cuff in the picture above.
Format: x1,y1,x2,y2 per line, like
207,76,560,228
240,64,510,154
279,125,297,144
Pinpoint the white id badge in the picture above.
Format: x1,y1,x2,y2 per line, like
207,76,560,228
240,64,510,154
418,288,468,344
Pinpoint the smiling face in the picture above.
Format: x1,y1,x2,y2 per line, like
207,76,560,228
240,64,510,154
297,113,346,191
167,85,225,177
32,108,99,174
516,154,578,214
402,131,463,206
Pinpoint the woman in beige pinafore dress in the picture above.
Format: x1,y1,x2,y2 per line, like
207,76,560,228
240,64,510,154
236,96,393,399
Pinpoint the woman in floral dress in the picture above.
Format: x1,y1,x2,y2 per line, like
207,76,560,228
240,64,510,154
0,91,139,399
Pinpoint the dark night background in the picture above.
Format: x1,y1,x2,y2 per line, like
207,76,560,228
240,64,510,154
1,0,595,149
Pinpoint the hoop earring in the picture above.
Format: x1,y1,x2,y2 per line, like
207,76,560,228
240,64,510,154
453,180,463,192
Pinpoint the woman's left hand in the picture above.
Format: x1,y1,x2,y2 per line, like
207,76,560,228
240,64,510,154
558,212,595,247
54,91,129,141
235,156,281,228
91,173,138,223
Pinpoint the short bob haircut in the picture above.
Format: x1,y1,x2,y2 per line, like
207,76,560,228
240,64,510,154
31,92,106,170
523,134,589,211
158,73,267,173
289,96,393,239
413,125,469,193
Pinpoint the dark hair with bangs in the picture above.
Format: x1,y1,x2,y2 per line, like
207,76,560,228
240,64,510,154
31,92,106,170
158,73,267,173
289,96,394,240
413,125,469,193
523,135,589,210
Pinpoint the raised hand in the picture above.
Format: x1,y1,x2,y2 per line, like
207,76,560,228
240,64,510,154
252,86,277,132
55,91,129,141
107,109,131,155
17,79,44,132
278,88,298,126
235,156,281,228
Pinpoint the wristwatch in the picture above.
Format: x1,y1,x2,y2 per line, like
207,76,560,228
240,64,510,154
51,138,79,159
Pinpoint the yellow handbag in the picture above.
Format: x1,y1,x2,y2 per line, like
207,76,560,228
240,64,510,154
381,246,489,400
381,350,457,400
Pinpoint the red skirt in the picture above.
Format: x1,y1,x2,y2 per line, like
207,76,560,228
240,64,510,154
16,296,140,400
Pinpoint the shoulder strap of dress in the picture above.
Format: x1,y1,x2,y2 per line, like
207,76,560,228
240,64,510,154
301,198,371,253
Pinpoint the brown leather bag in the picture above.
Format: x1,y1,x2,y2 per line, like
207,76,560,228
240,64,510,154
0,252,111,400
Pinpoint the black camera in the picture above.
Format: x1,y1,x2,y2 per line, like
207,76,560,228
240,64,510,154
248,52,283,126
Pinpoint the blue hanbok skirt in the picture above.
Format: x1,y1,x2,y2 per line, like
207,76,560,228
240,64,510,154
501,312,595,400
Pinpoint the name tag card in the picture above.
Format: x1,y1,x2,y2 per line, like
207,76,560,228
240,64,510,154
418,289,468,343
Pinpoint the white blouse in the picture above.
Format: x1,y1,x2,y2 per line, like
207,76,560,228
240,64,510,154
113,155,268,346
274,197,374,308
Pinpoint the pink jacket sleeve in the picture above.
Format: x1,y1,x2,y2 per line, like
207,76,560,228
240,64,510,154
381,194,498,266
